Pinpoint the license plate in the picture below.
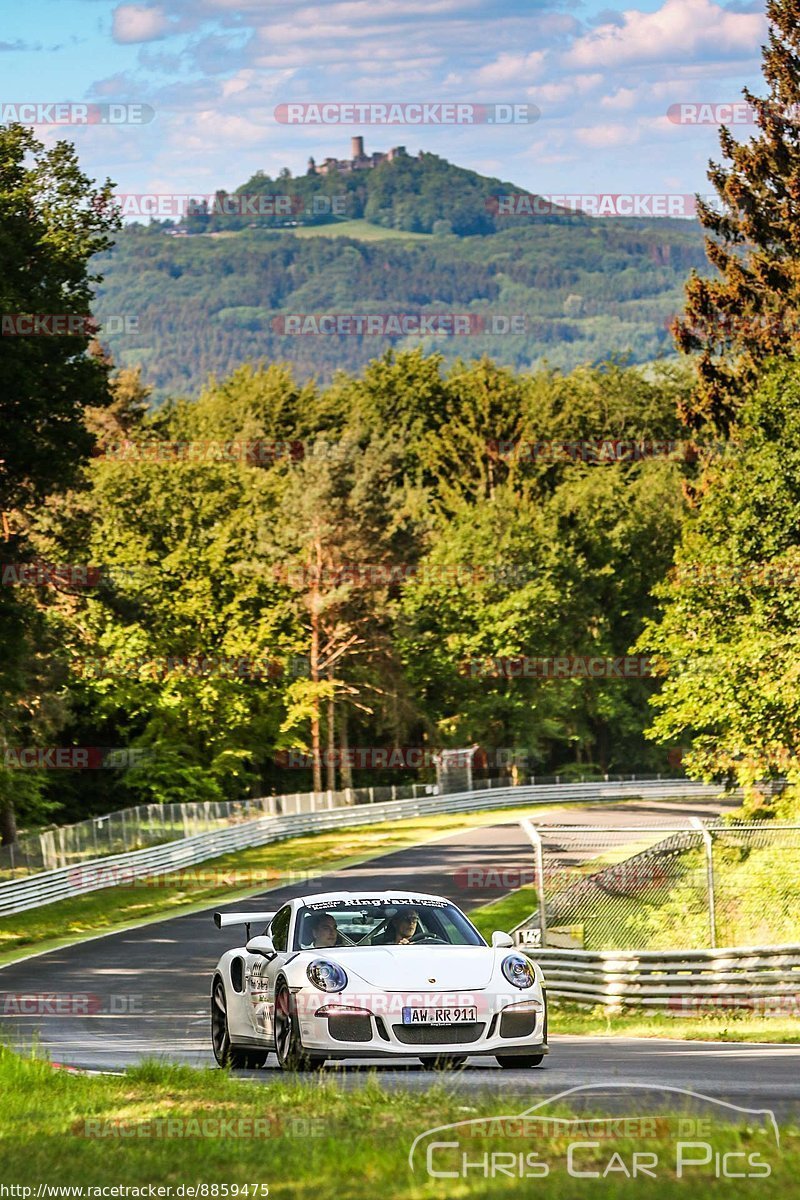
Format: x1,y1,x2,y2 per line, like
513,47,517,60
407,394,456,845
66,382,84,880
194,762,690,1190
401,1006,478,1025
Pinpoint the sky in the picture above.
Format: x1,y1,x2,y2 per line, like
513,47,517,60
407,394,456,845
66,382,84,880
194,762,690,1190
0,0,767,205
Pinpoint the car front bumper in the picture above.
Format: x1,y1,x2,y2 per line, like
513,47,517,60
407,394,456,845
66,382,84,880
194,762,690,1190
296,995,548,1058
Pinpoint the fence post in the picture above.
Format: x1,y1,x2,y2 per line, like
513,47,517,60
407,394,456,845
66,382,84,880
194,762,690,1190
519,818,547,948
691,817,716,948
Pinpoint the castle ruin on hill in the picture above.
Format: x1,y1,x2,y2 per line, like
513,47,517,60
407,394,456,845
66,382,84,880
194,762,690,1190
307,137,418,176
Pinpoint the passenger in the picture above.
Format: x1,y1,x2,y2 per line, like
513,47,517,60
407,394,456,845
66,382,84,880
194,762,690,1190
308,911,343,948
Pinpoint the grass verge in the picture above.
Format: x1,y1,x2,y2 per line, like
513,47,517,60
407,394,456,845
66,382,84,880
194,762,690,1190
1,1047,794,1197
549,1003,800,1043
469,884,538,942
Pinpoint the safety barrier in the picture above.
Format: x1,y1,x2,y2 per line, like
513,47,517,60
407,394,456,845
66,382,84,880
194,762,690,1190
531,943,800,1013
0,778,720,917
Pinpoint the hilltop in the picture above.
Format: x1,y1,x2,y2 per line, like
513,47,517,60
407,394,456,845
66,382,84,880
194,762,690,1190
91,147,708,396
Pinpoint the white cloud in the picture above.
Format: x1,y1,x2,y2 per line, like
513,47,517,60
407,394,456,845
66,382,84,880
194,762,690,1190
574,122,635,146
565,0,765,69
475,51,546,85
601,86,638,110
112,5,173,44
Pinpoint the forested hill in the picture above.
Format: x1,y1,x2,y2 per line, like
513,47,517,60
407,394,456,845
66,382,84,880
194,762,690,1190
92,150,708,398
169,150,579,238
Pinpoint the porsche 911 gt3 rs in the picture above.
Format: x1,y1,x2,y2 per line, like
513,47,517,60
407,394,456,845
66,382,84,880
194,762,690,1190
210,890,548,1070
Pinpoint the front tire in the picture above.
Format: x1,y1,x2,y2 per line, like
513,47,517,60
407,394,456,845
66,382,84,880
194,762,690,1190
211,976,267,1069
274,981,325,1071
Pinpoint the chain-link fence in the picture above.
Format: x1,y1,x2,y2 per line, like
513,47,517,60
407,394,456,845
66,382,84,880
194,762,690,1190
0,770,683,881
514,821,800,951
0,783,441,879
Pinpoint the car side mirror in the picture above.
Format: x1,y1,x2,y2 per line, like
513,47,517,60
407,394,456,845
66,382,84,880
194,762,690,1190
491,931,514,948
246,934,277,958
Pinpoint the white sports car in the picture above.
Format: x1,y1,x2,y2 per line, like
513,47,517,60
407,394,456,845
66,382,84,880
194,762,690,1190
210,890,548,1070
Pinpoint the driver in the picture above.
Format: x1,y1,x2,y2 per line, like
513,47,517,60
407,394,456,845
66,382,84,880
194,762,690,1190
382,906,420,945
308,911,344,948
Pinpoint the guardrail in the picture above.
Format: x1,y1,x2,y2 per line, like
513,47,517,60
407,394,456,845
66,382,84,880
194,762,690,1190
530,944,800,1013
0,778,721,918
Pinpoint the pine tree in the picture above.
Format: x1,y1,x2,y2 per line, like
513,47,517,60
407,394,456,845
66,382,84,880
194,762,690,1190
674,0,800,435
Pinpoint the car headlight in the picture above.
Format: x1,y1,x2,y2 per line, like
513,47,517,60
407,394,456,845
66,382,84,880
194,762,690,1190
307,959,348,992
501,954,536,989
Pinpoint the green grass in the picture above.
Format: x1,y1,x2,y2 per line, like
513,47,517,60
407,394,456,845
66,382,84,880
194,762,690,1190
549,1003,800,1043
196,220,433,243
288,219,431,241
0,800,580,966
469,884,539,941
1,1048,794,1197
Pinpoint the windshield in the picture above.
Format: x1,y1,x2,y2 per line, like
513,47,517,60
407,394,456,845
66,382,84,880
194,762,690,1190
293,898,485,950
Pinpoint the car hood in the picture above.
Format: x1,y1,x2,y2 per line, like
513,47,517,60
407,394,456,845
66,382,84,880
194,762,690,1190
320,946,498,991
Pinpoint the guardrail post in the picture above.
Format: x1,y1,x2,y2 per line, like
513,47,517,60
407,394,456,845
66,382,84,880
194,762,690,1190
691,817,717,948
520,818,548,947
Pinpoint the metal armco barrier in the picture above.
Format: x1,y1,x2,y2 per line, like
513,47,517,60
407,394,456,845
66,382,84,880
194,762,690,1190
529,944,800,1013
0,778,720,917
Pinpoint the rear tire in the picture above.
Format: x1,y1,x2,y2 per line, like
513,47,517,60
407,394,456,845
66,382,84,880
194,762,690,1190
211,977,267,1069
496,1054,544,1068
274,981,325,1071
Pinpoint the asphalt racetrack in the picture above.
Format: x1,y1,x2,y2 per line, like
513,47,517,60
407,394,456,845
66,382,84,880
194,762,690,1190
2,795,798,1117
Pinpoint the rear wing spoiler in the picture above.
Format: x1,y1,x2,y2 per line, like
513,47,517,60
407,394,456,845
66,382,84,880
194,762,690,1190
214,911,277,939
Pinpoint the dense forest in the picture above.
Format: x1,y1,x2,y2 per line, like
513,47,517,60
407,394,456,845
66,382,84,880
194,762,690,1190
4,0,800,840
6,349,693,826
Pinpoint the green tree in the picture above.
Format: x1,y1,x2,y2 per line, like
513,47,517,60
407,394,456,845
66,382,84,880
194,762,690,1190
0,123,118,842
639,361,800,797
673,0,800,435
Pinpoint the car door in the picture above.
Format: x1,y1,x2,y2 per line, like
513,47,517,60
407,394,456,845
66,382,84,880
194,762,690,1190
246,904,292,1042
